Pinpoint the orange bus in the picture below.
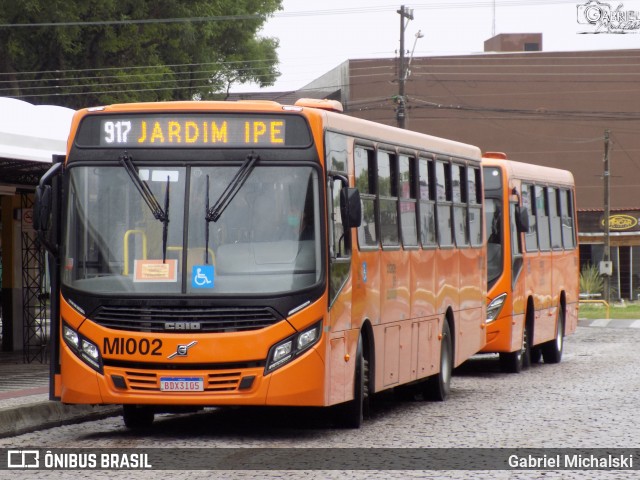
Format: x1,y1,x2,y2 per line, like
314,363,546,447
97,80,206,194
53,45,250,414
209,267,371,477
482,153,579,373
35,99,487,429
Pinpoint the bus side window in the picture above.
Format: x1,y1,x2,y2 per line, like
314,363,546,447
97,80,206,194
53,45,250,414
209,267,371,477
399,154,418,247
468,166,483,247
355,146,378,248
549,187,563,250
329,177,349,259
510,202,524,286
436,159,453,247
536,185,551,251
452,163,468,247
378,150,399,247
523,184,538,252
328,175,353,305
419,157,437,247
560,189,576,249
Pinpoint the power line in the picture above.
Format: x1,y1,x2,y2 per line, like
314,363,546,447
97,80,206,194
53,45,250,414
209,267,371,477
0,58,278,78
406,96,640,120
0,65,275,87
10,59,640,98
0,14,266,28
0,1,581,28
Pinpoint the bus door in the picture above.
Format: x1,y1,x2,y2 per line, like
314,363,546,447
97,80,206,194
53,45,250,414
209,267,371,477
522,183,553,345
509,198,526,353
326,172,360,405
532,184,555,342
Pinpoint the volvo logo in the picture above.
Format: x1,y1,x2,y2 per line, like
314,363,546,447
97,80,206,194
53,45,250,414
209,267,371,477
167,341,197,359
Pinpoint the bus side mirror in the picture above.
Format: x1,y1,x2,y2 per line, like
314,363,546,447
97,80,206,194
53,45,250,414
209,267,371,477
340,187,362,229
34,184,52,233
516,205,530,233
34,160,63,255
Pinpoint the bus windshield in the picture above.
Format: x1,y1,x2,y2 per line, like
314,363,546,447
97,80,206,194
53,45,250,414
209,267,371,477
485,197,503,285
62,163,322,296
483,166,503,287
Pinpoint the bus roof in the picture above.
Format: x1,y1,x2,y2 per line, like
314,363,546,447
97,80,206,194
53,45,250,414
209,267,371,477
482,155,575,187
321,110,481,161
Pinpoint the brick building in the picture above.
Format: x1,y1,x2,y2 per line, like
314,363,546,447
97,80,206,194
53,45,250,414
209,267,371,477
233,36,640,300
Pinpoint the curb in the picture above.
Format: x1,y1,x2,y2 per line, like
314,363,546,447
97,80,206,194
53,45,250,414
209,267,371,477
0,400,119,439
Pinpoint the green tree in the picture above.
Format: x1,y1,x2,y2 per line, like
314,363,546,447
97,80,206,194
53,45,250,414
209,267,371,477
0,0,282,108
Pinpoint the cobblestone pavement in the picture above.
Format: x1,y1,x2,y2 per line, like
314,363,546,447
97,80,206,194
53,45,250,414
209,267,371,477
0,353,48,394
1,324,639,479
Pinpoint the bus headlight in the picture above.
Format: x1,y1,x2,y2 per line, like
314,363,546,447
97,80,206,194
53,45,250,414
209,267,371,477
486,293,507,323
63,325,79,348
297,327,319,350
62,323,103,373
265,321,322,374
272,342,293,365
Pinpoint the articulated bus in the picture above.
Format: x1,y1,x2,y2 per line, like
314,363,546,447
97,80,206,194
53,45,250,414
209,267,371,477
35,99,487,428
482,153,579,373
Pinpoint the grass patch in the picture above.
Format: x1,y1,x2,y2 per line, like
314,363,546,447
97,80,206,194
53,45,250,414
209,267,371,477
579,301,640,320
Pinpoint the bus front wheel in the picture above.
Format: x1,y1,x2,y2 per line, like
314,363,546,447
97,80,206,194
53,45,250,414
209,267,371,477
335,335,369,428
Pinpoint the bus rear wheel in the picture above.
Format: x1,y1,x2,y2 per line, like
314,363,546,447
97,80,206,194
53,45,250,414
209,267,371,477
423,321,452,401
122,405,154,429
542,309,564,364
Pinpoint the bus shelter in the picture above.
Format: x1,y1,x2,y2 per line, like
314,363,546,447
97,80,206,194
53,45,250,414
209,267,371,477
0,97,74,361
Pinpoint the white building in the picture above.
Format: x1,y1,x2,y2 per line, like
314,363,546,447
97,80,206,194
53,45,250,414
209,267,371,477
0,97,74,356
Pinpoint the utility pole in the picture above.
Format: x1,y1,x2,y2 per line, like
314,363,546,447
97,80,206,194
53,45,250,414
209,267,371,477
396,5,414,129
602,129,612,303
492,0,496,37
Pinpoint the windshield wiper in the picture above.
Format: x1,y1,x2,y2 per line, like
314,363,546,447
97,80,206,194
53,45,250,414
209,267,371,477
206,153,259,223
119,152,170,263
204,152,260,265
203,153,258,265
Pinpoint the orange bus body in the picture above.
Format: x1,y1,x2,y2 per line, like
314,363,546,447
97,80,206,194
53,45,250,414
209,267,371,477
40,100,487,426
481,155,579,372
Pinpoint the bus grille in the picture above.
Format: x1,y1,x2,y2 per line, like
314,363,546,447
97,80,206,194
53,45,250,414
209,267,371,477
91,306,281,333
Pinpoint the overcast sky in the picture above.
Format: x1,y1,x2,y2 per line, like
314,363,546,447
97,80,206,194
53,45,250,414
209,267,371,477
230,0,640,93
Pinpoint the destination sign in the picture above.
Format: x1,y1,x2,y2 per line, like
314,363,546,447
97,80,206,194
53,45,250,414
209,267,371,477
75,113,311,148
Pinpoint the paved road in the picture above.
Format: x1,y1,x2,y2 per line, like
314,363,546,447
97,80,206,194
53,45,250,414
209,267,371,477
1,325,639,479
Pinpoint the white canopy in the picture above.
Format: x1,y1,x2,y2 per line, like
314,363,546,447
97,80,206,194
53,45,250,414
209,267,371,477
0,97,74,163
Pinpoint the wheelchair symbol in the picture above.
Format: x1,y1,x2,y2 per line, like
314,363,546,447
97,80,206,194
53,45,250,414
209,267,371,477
192,265,214,288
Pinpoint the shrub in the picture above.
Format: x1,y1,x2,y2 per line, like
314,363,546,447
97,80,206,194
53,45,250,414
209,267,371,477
580,263,604,297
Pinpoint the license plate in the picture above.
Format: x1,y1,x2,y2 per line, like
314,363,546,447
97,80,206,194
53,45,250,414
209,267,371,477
159,377,204,392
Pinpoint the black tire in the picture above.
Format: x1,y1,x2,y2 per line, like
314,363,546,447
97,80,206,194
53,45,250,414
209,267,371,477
542,309,564,364
122,405,155,429
423,321,452,401
499,321,531,373
335,335,369,428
